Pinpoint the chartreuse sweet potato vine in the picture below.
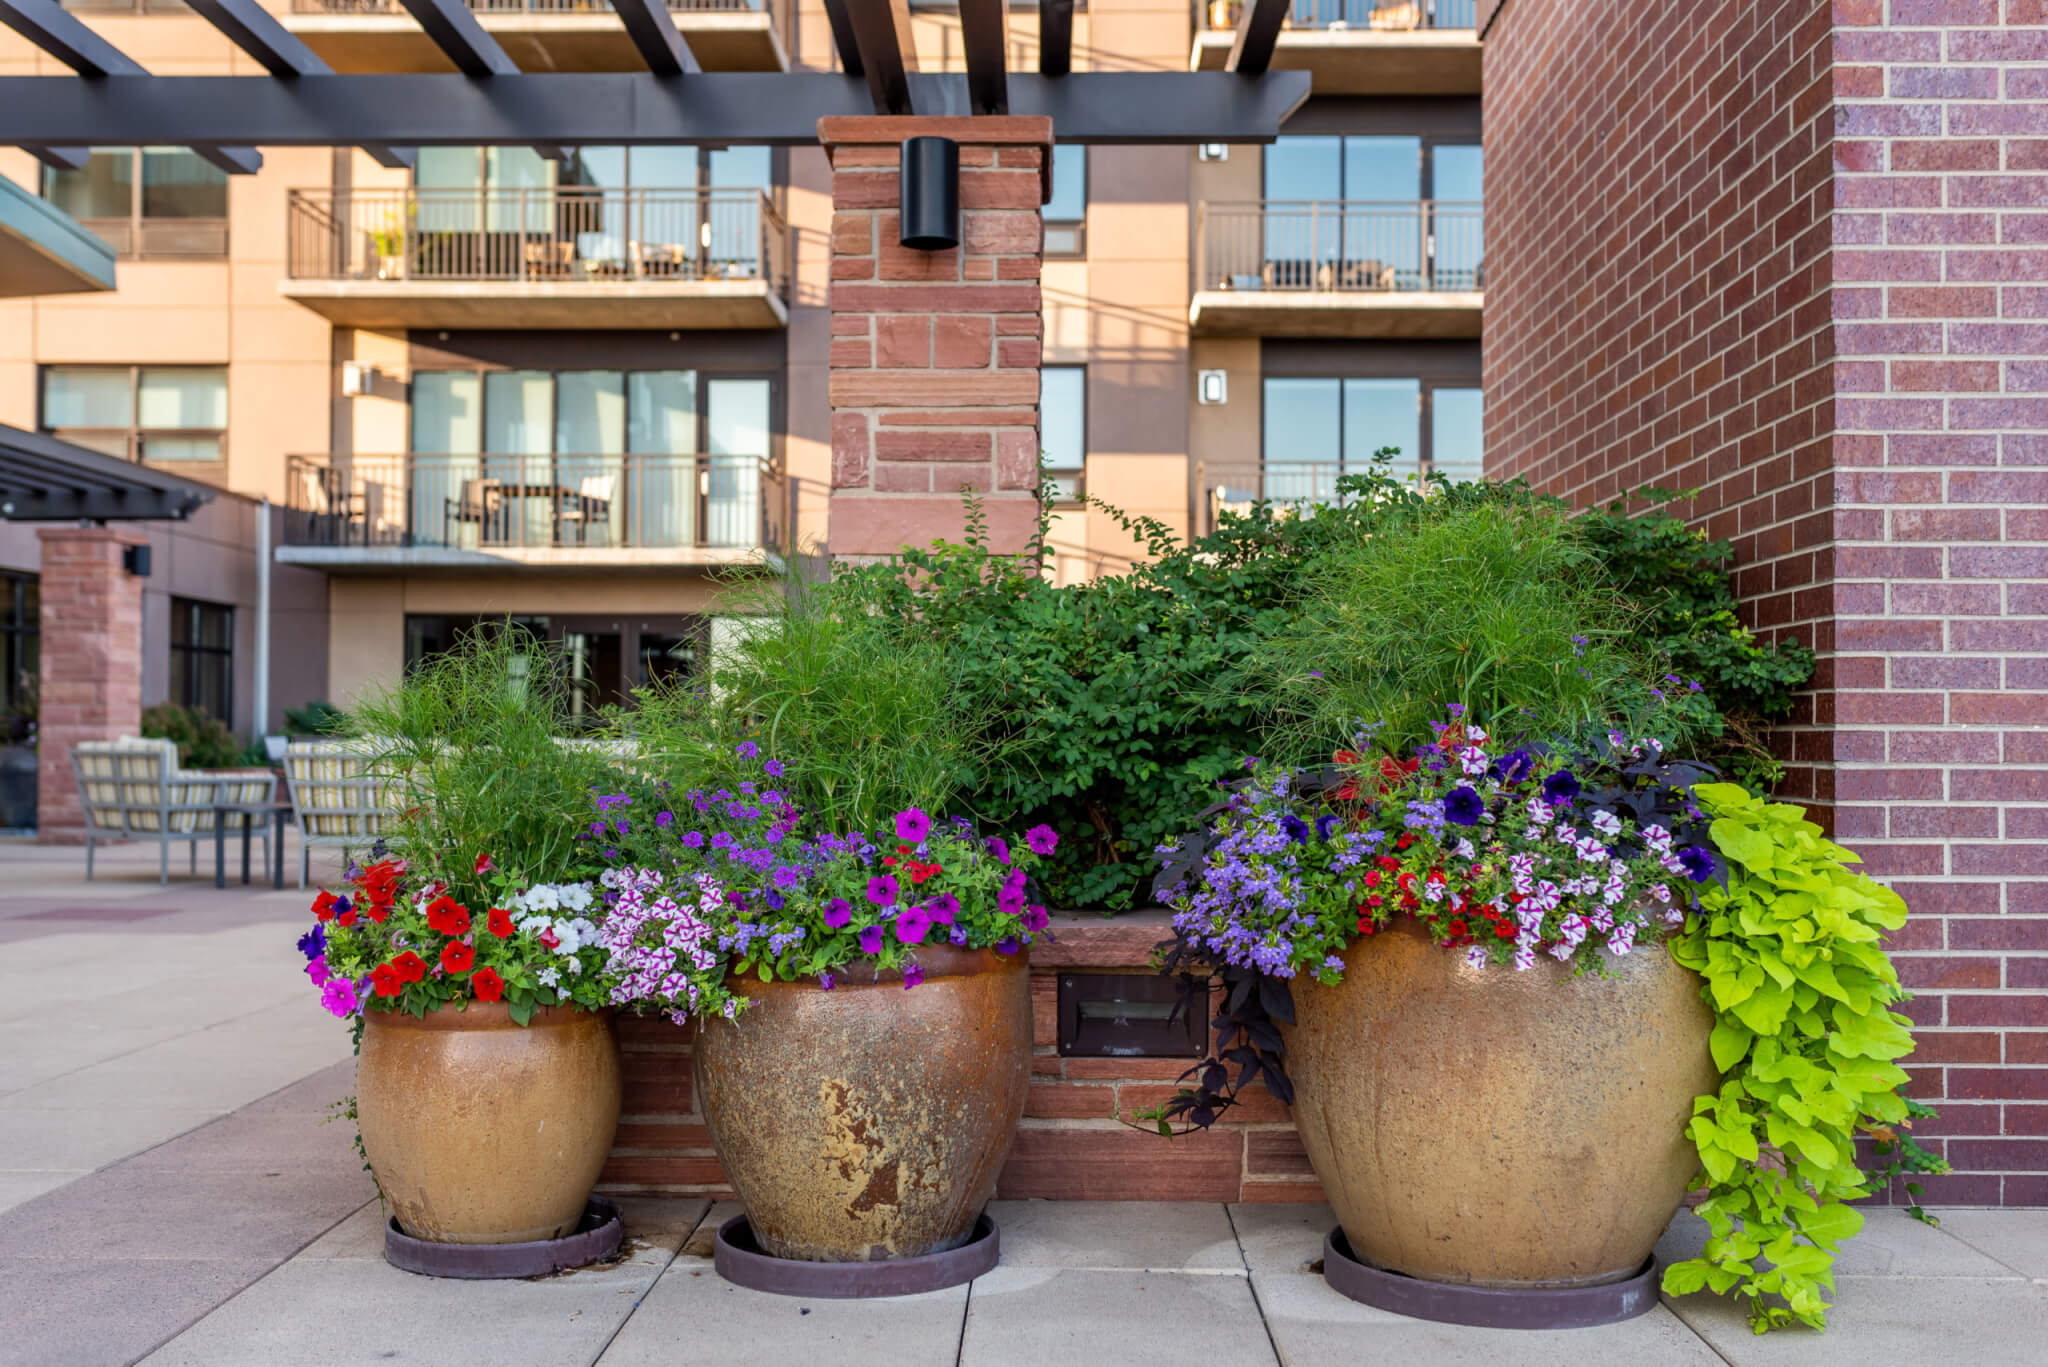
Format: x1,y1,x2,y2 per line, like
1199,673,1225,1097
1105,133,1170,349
1663,782,1942,1332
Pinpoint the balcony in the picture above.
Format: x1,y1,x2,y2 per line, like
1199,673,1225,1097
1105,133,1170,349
279,187,789,329
278,452,787,572
1191,199,1481,338
1190,0,1480,95
282,0,787,74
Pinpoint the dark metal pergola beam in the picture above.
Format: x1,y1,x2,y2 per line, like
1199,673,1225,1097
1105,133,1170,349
26,146,87,171
820,0,863,76
1039,0,1074,80
0,0,262,175
0,71,1311,146
610,0,700,77
0,424,214,523
841,0,917,116
1227,0,1290,76
182,0,414,170
392,0,569,159
957,0,1007,116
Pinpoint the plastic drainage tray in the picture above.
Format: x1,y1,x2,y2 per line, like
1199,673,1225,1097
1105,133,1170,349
1321,1227,1661,1329
385,1198,625,1279
713,1213,999,1298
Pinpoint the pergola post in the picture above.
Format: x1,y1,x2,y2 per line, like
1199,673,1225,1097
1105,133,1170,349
820,116,1051,557
34,525,146,845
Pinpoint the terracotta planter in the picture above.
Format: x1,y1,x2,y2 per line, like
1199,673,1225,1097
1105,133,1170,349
695,946,1031,1262
357,1003,621,1245
1283,920,1716,1288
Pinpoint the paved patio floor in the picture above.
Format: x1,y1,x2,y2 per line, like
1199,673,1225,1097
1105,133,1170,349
4,835,2046,1366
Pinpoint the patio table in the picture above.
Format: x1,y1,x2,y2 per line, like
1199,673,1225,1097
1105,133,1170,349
213,799,291,890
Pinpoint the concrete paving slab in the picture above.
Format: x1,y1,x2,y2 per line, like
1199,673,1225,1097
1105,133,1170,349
1255,1270,1721,1366
1655,1206,2019,1279
0,1254,281,1367
1227,1201,1334,1277
961,1266,1276,1366
987,1199,1244,1272
1666,1273,2048,1366
144,1198,705,1367
0,1165,372,1263
125,1065,357,1176
0,1106,222,1172
1933,1208,2048,1281
0,1170,80,1216
599,1200,966,1367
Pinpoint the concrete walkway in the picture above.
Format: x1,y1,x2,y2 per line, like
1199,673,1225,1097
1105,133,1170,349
3,835,2046,1366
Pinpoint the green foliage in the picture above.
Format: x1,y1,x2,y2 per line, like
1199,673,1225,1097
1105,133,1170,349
141,701,244,769
625,571,997,836
341,625,613,903
284,699,348,737
1663,782,1940,1332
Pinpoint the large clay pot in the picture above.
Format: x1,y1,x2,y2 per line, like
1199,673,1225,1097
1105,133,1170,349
1283,920,1715,1287
357,1003,621,1244
695,946,1031,1262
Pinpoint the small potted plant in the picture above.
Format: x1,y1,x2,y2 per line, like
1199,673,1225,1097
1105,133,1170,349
370,209,408,280
303,852,620,1245
595,744,1056,1266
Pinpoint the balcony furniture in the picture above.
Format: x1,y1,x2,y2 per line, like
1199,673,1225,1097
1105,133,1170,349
1369,1,1421,27
283,739,402,889
213,795,291,889
523,239,573,278
1320,259,1397,291
71,737,277,884
555,473,618,546
445,477,505,544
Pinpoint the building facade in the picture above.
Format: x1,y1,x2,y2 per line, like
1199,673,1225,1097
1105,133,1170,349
0,0,1485,761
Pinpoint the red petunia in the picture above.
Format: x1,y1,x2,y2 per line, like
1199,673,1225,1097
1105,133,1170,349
486,907,515,938
538,927,560,950
426,896,471,937
370,963,402,997
312,890,338,922
1396,833,1414,850
1448,919,1468,938
1495,922,1516,939
441,940,475,974
335,908,358,928
474,852,494,875
392,950,427,983
471,967,505,1003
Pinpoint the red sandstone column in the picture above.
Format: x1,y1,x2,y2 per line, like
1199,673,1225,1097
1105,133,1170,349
35,525,147,844
819,116,1049,557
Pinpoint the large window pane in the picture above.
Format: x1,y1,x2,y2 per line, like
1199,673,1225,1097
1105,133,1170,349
556,371,625,455
630,147,699,189
484,371,554,455
1264,136,1342,201
416,147,480,190
485,147,552,232
1046,145,1086,223
1264,137,1342,277
705,379,770,548
1343,378,1421,475
411,372,482,455
1432,144,1485,290
137,367,226,430
1431,387,1484,482
45,149,132,220
707,146,771,192
1343,137,1422,284
170,598,233,724
1344,136,1421,199
139,435,223,463
42,368,134,429
628,370,697,454
1261,378,1341,503
1041,366,1084,499
560,146,626,192
706,378,770,457
139,148,227,219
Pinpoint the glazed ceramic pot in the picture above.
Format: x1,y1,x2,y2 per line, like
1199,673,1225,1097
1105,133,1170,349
695,946,1032,1262
1283,920,1716,1287
357,1003,621,1244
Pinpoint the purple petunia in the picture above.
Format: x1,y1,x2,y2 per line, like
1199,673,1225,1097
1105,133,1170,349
1280,813,1310,844
1314,813,1340,841
824,897,853,928
986,836,1011,865
818,972,836,992
858,925,885,954
1676,846,1718,884
296,924,326,961
929,892,960,925
682,831,705,849
318,976,359,1018
896,905,932,945
1023,904,1050,932
1443,786,1485,827
1542,770,1582,804
1025,824,1058,856
995,936,1021,956
305,956,331,987
895,807,932,842
1493,748,1536,783
902,962,925,990
867,874,898,907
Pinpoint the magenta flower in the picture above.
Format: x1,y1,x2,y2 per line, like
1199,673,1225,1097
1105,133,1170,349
857,925,884,955
895,807,932,842
986,836,1011,865
929,892,960,925
866,874,898,907
1025,824,1058,856
318,977,359,1018
1023,903,1050,932
903,962,926,990
305,956,331,987
824,897,853,928
895,905,932,946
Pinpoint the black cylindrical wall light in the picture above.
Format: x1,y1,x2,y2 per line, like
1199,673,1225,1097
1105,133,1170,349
899,136,960,251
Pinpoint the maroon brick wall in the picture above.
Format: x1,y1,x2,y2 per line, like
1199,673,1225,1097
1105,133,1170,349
34,526,147,844
1485,0,2048,1204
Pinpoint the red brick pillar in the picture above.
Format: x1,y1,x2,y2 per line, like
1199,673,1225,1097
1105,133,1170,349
821,116,1049,556
35,526,147,844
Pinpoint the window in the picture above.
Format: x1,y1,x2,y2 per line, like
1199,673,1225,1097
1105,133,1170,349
1259,135,1481,289
1040,366,1086,501
1,572,36,742
43,148,228,259
1045,145,1086,257
41,366,228,465
1259,376,1481,486
170,598,234,724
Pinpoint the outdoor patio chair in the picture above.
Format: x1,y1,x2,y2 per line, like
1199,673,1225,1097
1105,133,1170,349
1368,0,1422,29
555,472,618,546
444,477,505,546
70,737,276,884
523,239,573,279
283,739,403,889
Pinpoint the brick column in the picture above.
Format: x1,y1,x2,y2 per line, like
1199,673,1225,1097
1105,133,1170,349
821,116,1049,556
35,526,146,844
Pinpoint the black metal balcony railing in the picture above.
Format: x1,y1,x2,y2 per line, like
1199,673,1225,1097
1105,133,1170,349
1197,0,1476,29
285,188,789,294
289,0,760,12
285,453,787,555
1197,199,1483,295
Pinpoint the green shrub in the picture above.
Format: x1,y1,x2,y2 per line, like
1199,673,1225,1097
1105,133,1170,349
283,699,348,736
142,702,243,769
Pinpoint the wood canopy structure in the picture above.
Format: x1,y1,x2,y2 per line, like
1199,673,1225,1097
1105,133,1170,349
0,0,1311,156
